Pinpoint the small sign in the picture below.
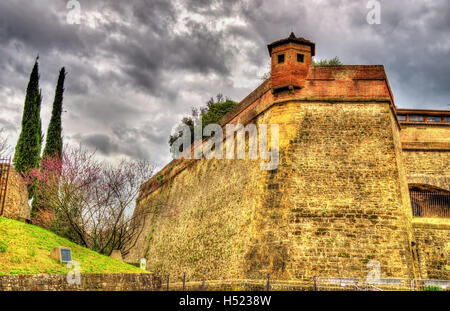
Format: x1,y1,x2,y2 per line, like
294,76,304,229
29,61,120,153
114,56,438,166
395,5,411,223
50,246,72,264
61,248,72,263
140,258,147,270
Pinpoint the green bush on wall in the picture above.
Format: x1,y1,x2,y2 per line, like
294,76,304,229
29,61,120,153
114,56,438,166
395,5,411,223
424,285,442,291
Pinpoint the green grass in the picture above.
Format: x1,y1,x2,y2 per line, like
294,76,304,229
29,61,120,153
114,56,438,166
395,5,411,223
0,217,145,275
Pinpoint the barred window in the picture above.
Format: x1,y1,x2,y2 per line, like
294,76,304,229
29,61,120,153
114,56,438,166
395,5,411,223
409,115,424,122
410,188,450,218
426,116,441,122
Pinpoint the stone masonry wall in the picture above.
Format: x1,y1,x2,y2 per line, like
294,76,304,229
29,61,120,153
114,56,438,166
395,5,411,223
402,150,450,191
400,124,450,191
412,219,450,280
128,99,417,281
127,149,267,279
244,100,415,280
126,83,276,280
1,166,30,221
0,273,161,291
399,124,449,279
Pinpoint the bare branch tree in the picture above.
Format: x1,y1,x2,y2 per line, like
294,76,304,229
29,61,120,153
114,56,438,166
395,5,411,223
25,145,155,256
0,128,11,158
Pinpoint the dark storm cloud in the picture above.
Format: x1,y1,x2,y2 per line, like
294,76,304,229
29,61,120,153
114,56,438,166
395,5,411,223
237,0,450,109
80,128,162,162
82,133,118,155
104,21,234,98
129,0,177,35
0,1,102,59
0,0,449,168
0,117,16,132
184,0,243,17
339,1,450,108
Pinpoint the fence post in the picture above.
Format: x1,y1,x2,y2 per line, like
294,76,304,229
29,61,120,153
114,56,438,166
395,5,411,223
313,276,317,291
266,273,270,291
410,279,415,291
166,275,169,291
182,272,186,291
202,270,206,290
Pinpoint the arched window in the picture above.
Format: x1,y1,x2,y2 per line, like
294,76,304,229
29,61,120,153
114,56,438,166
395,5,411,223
409,185,450,218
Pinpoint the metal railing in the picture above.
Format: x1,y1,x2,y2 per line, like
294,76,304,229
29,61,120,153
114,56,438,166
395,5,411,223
153,273,450,291
410,191,450,218
315,277,450,291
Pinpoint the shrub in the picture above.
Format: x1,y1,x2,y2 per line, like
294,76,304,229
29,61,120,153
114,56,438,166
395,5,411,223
312,57,343,66
424,285,442,291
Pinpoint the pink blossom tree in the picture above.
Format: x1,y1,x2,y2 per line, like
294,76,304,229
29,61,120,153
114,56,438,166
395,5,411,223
26,145,154,256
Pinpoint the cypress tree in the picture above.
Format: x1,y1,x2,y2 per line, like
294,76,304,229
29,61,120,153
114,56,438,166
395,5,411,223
43,67,66,159
13,57,43,177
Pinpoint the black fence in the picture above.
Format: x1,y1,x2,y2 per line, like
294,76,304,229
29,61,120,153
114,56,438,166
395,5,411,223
410,191,450,218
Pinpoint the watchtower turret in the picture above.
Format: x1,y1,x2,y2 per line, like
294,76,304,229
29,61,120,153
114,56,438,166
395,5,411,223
267,32,315,93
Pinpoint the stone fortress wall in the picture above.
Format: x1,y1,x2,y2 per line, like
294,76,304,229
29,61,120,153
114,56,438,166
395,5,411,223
126,34,450,281
397,111,450,279
0,165,30,222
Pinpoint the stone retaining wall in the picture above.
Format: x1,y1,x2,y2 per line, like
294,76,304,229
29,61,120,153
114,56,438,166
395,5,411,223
1,166,30,221
412,218,450,280
0,273,161,291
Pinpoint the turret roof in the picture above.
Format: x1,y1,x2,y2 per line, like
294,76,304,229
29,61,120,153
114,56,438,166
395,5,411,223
267,32,316,56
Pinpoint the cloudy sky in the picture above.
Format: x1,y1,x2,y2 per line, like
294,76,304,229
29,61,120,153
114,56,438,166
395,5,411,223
1,0,449,168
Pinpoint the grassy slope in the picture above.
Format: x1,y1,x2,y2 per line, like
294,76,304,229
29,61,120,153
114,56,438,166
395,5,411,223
0,217,144,275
